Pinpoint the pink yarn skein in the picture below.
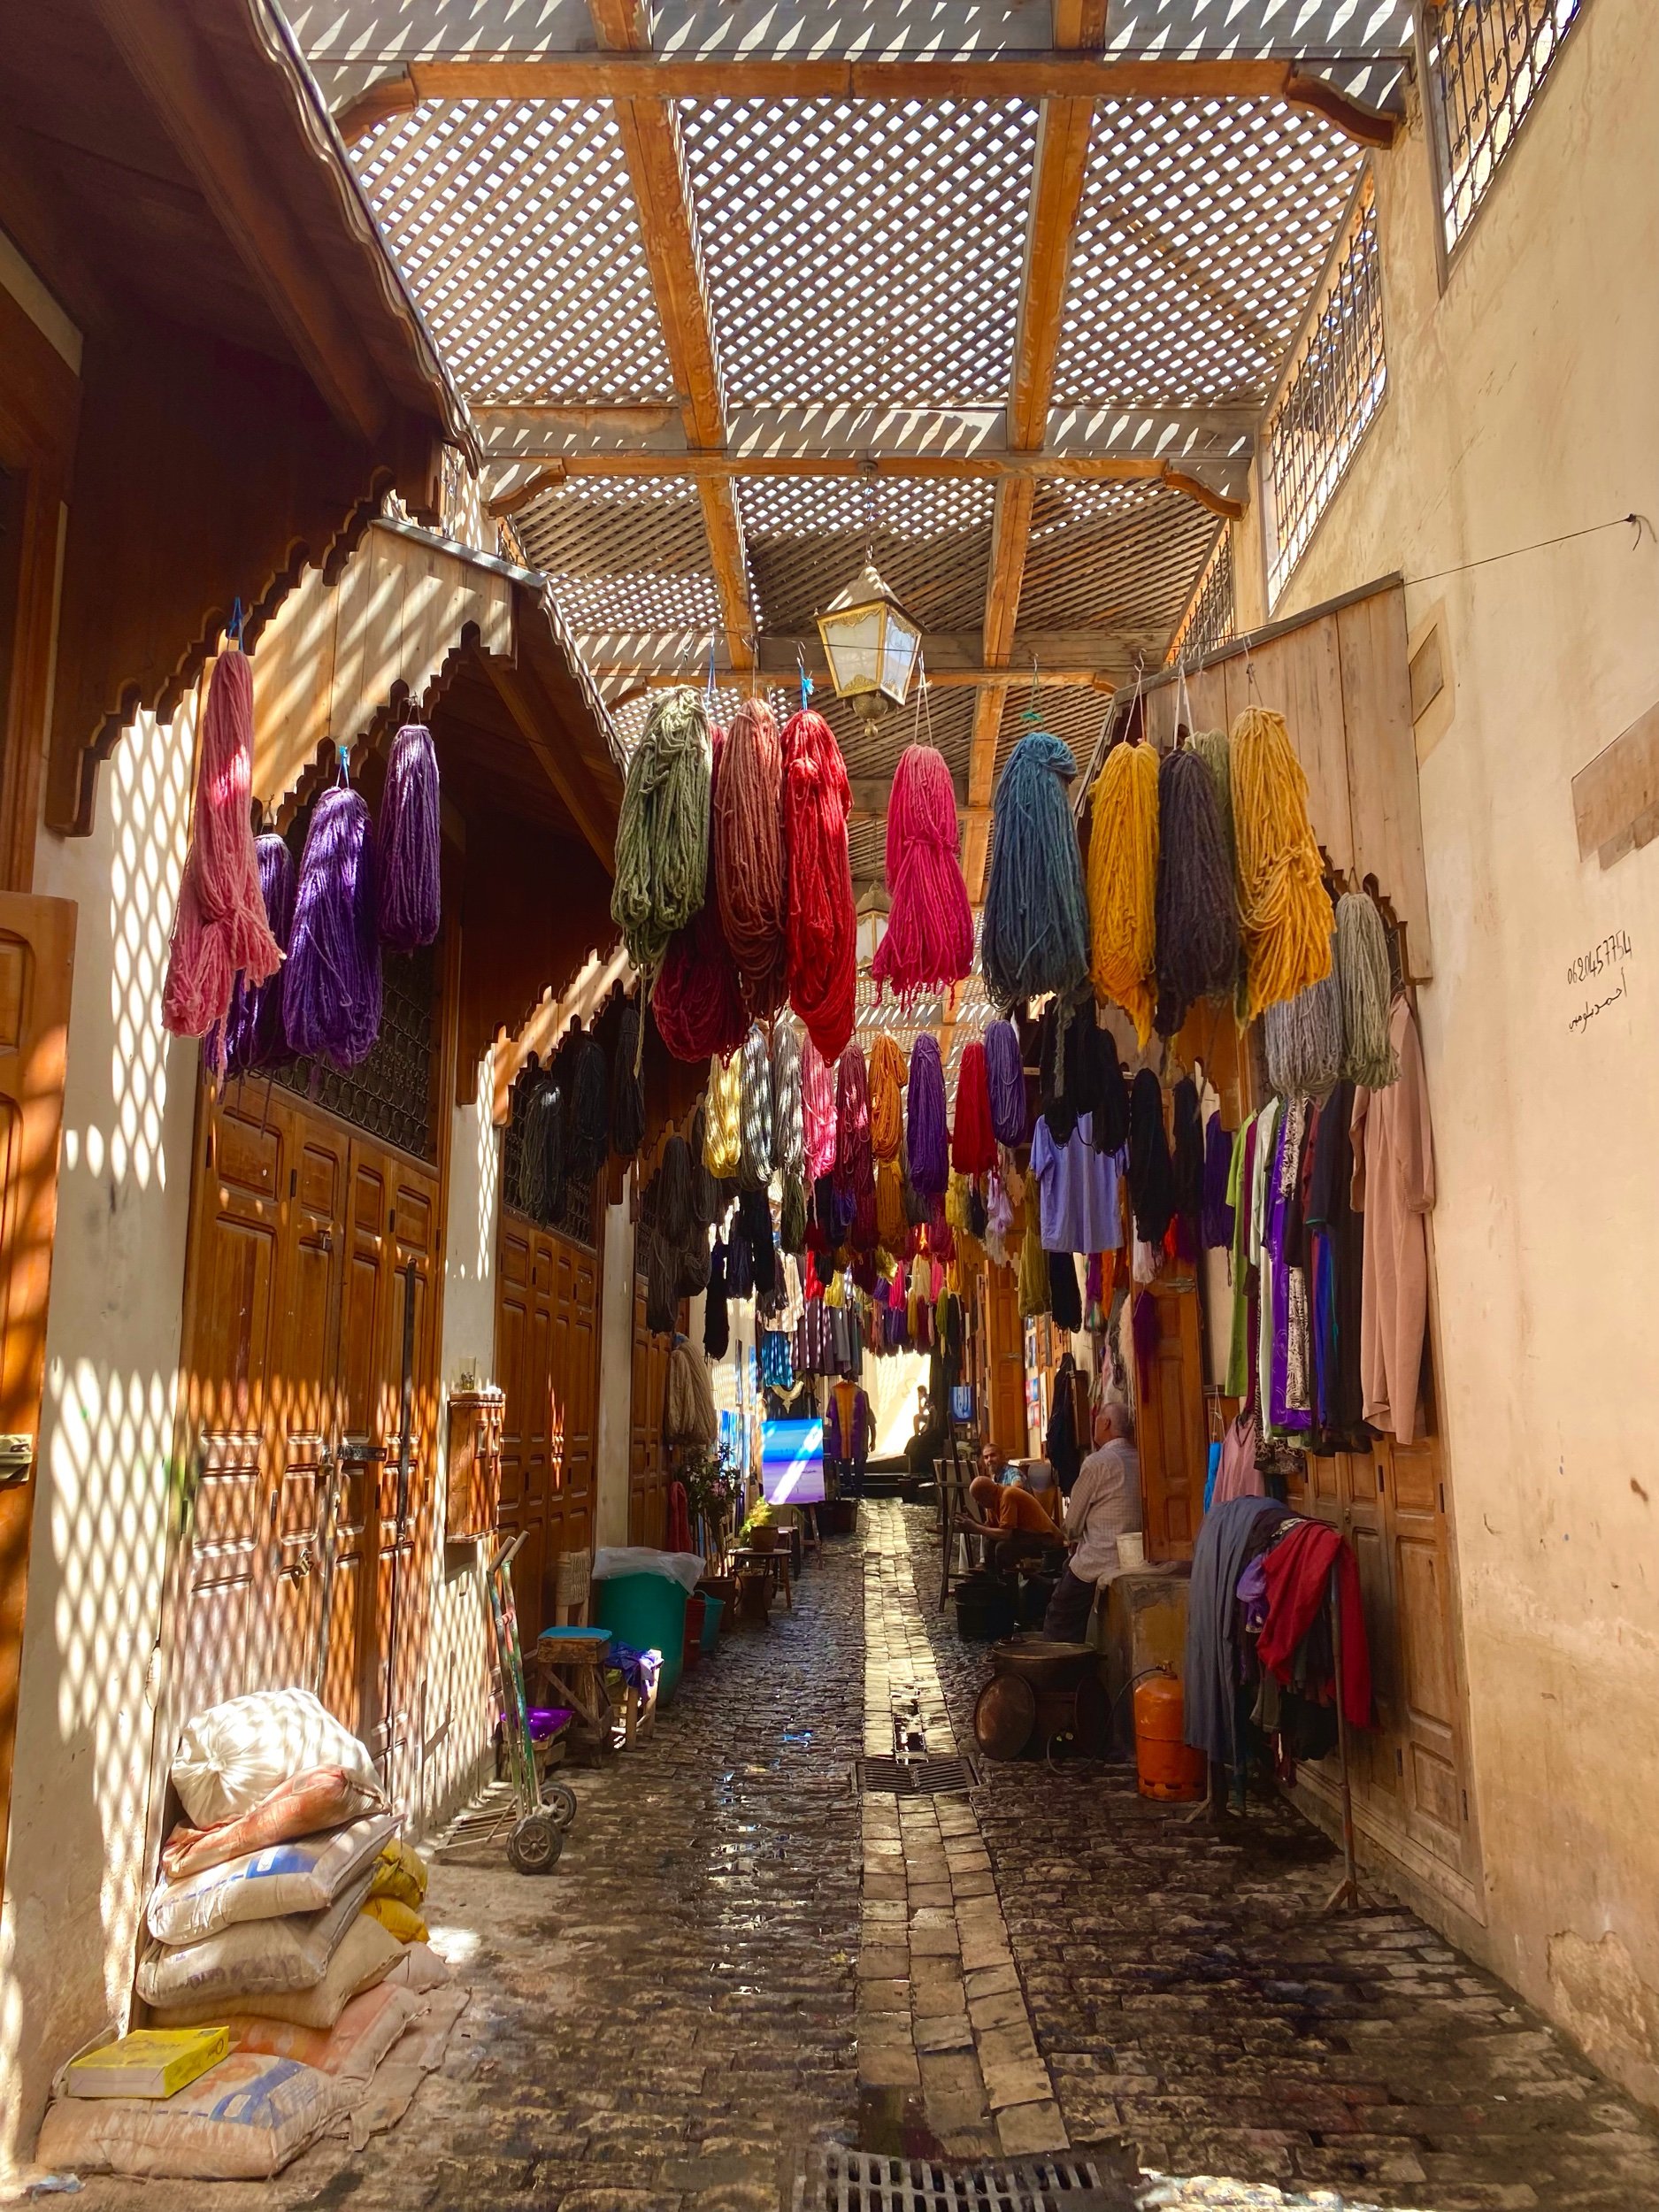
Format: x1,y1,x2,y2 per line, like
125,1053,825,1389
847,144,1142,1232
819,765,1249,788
163,649,282,1061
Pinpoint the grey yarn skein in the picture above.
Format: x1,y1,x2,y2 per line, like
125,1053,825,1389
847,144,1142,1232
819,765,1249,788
1336,891,1399,1088
770,1022,805,1179
611,687,712,972
738,1022,775,1189
1264,931,1343,1098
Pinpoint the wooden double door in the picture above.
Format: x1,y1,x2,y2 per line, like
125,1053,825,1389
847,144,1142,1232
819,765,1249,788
174,1083,440,1801
495,1208,600,1641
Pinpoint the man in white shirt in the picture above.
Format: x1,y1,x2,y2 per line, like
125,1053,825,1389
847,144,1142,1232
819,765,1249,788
1041,1400,1143,1641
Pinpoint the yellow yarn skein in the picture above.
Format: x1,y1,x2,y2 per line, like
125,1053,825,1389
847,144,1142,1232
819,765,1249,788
703,1052,741,1178
1229,705,1333,1018
1087,739,1160,1047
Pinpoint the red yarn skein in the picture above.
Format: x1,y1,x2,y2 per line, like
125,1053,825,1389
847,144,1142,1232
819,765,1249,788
950,1037,996,1176
870,742,973,1002
713,696,788,1018
780,707,857,1063
654,728,749,1064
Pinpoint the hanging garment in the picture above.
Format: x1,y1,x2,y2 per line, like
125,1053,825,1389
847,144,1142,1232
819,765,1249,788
1211,1412,1265,1507
1044,1353,1087,1494
1351,999,1435,1445
1182,1495,1286,1769
1028,1110,1124,1256
1306,1079,1364,1436
758,1328,794,1388
1225,1123,1251,1399
1257,1517,1372,1730
1267,1098,1312,1434
824,1379,872,1471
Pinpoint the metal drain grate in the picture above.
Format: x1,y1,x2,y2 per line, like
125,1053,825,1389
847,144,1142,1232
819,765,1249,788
856,1755,979,1797
800,2149,1117,2210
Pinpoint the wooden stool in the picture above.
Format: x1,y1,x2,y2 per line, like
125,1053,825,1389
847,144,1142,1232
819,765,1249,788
530,1626,614,1756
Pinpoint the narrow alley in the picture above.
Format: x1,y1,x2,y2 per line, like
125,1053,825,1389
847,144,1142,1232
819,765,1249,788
73,1507,1659,2212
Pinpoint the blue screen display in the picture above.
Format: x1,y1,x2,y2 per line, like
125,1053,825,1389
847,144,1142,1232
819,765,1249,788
760,1417,825,1506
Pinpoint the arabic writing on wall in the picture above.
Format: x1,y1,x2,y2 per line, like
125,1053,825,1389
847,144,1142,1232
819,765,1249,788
1567,929,1633,1035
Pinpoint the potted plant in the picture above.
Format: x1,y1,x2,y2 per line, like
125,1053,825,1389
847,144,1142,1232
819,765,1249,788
680,1443,736,1561
741,1498,779,1553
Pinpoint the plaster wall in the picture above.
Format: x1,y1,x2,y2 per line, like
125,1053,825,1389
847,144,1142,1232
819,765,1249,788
0,703,196,2166
417,1062,503,1835
1247,0,1659,2105
594,1183,635,1551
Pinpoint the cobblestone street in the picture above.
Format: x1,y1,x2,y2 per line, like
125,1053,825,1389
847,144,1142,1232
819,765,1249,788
74,1504,1659,2212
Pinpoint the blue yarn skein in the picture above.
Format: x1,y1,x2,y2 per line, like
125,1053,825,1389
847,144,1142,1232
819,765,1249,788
980,731,1090,1010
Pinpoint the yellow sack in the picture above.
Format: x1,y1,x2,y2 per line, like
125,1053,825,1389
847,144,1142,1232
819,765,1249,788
368,1839,428,1909
362,1895,428,1946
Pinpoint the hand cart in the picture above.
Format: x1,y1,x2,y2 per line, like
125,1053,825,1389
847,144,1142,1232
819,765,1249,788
479,1530,578,1873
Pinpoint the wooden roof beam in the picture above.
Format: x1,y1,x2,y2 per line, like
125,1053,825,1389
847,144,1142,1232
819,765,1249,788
968,0,1099,900
582,626,1143,683
358,56,1397,146
590,0,756,671
487,449,1246,518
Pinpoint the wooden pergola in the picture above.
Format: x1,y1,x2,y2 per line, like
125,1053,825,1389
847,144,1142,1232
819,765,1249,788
293,0,1412,918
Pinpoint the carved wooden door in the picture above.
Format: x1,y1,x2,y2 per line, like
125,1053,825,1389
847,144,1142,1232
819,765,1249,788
1137,1280,1207,1562
495,1214,553,1638
629,1275,671,1548
0,894,75,1905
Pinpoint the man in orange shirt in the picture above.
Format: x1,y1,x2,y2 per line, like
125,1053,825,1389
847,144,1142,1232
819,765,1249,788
963,1461,1064,1560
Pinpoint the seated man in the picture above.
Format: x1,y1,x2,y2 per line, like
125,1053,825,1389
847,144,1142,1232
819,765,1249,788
1042,1400,1143,1641
962,1460,1063,1562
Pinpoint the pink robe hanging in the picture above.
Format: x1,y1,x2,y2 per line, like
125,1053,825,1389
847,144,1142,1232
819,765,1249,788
1350,999,1435,1446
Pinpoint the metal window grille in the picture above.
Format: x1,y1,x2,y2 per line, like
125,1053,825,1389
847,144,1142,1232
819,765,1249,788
1264,180,1386,604
501,1094,600,1248
274,946,438,1164
1423,0,1584,255
1168,528,1235,666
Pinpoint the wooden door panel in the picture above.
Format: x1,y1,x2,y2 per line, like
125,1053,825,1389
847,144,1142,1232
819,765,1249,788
1141,1283,1205,1563
374,1167,440,1798
496,1209,600,1639
273,1128,345,1690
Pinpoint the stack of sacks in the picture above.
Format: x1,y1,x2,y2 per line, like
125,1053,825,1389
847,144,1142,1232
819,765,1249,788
137,1690,441,2036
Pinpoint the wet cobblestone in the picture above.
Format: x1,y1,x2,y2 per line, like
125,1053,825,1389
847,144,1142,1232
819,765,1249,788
898,1500,1659,2212
63,1504,1659,2212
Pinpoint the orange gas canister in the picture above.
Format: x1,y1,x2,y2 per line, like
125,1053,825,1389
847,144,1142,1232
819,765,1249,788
1133,1673,1206,1801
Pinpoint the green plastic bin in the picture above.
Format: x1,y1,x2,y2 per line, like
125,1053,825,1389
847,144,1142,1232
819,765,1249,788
595,1569,690,1701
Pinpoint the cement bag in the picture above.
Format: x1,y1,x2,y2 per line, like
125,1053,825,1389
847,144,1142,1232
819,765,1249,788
162,1763,388,1883
219,1981,418,2080
172,1689,378,1829
148,1813,397,1946
36,2053,336,2179
386,1941,452,1995
136,1870,374,2008
148,1911,403,2032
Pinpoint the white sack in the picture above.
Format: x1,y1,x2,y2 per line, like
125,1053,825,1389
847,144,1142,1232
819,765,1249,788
172,1689,378,1829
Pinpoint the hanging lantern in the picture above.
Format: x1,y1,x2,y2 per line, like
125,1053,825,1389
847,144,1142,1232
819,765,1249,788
815,564,922,726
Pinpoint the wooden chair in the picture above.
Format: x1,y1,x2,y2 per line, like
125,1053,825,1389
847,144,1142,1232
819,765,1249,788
553,1548,591,1627
937,1448,979,1609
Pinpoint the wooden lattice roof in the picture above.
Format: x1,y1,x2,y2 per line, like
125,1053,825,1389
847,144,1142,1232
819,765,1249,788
292,0,1414,903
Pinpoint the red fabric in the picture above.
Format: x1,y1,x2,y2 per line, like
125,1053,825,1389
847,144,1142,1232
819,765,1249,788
950,1040,996,1175
1256,1519,1372,1729
665,1479,695,1553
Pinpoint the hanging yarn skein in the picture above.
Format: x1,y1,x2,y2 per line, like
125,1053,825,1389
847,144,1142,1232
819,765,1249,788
833,1044,874,1206
1154,744,1239,1036
906,1033,949,1197
378,723,441,952
612,687,711,974
567,1034,610,1181
611,1000,645,1159
981,732,1089,1010
714,695,789,1018
770,1022,805,1179
876,1156,907,1252
654,726,748,1064
703,1053,741,1179
870,744,973,1001
780,708,856,1062
1336,891,1399,1088
951,1038,996,1177
1087,738,1160,1047
1264,920,1341,1097
223,833,296,1076
163,649,283,1056
867,1033,906,1162
801,1032,837,1183
982,1019,1028,1147
1191,728,1248,1014
737,1023,775,1190
1230,704,1333,1017
283,787,382,1070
